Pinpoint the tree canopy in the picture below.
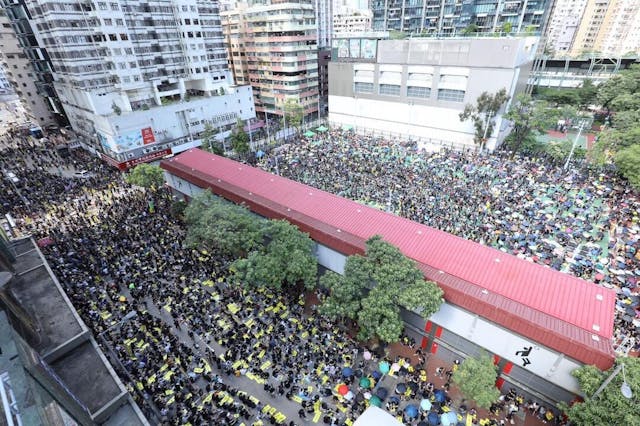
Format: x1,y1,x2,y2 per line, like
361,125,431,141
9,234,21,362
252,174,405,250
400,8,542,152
283,98,304,131
231,220,318,290
503,93,559,156
592,64,640,188
452,352,501,409
320,235,443,343
459,89,509,151
184,190,264,257
201,123,224,155
230,119,250,156
125,163,165,189
559,358,640,426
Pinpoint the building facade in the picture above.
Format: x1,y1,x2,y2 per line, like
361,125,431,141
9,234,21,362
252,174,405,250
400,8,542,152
329,36,538,151
221,1,319,120
544,0,588,55
561,0,640,57
316,0,332,48
333,9,373,35
0,7,62,126
371,0,551,35
2,0,255,166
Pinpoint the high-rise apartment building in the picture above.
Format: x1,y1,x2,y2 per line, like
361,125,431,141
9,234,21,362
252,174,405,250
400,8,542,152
546,0,640,57
2,0,255,167
0,8,62,126
371,0,551,35
222,1,319,120
316,0,332,47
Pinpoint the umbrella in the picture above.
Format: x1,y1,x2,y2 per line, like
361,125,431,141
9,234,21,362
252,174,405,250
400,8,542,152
342,367,353,378
344,391,354,401
376,387,388,400
408,382,419,392
364,392,372,400
355,369,363,378
420,399,432,411
434,389,446,403
369,395,382,407
255,150,265,158
363,351,372,360
355,392,365,402
405,404,419,418
418,422,428,426
395,383,407,394
316,125,329,132
441,411,457,426
428,412,441,425
391,362,400,372
389,396,400,405
338,384,349,396
303,130,316,137
359,377,371,389
372,371,382,380
379,361,390,374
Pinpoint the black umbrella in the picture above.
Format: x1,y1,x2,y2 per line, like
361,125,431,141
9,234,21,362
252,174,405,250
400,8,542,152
395,383,407,394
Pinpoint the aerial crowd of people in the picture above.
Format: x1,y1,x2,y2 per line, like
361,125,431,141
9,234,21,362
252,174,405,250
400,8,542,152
258,129,640,357
0,127,637,425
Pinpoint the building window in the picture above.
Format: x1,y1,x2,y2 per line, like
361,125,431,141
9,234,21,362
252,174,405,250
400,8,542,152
354,82,373,94
437,89,465,102
407,86,431,98
379,84,400,96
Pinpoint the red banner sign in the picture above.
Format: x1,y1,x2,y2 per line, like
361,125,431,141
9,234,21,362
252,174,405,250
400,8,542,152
101,148,172,171
141,127,155,144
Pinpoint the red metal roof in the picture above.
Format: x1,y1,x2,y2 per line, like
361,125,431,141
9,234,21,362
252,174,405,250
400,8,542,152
161,149,617,369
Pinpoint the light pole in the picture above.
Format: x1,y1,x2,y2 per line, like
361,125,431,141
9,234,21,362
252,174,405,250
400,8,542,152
481,110,494,153
591,363,634,400
563,119,588,171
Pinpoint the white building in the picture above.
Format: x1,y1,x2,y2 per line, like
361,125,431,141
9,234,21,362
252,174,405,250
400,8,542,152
0,9,58,126
328,37,539,151
545,0,588,55
2,0,255,167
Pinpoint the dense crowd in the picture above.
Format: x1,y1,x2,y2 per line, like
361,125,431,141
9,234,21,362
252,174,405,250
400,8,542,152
257,130,640,355
0,130,632,425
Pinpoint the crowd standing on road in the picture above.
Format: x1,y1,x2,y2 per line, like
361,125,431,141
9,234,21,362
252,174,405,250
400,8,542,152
258,130,640,356
0,132,632,425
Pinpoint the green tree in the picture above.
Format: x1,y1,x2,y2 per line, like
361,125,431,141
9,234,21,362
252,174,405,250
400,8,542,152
501,22,513,33
459,89,510,151
597,64,640,112
452,352,501,409
559,358,640,426
320,235,443,343
461,24,478,35
615,144,640,189
504,93,557,156
577,79,598,108
230,119,250,156
319,256,371,321
545,139,586,164
170,199,187,219
231,220,317,290
125,163,164,189
537,88,579,106
283,98,304,133
201,123,224,155
184,190,264,257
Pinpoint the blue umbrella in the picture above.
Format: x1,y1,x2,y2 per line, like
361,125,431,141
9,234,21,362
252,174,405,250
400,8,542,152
434,389,446,403
372,371,382,380
379,361,390,374
420,399,432,411
389,396,400,405
256,150,265,158
441,411,457,426
405,404,419,419
342,367,353,378
427,411,441,425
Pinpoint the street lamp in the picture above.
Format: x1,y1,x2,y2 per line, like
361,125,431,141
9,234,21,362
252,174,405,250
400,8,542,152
98,310,138,337
563,119,588,171
591,362,634,400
